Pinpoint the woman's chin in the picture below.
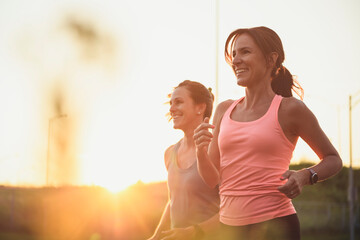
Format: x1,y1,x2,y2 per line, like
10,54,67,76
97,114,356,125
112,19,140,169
236,77,249,87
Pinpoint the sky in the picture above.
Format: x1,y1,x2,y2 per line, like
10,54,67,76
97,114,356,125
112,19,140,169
0,0,359,191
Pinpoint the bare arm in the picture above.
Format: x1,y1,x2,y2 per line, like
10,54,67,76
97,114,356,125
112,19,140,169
147,201,171,240
278,98,343,198
147,145,175,239
194,100,234,188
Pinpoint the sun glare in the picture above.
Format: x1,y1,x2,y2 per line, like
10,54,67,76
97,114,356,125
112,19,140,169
79,153,136,193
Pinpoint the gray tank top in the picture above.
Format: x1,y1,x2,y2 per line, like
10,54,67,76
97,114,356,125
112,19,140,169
167,141,220,229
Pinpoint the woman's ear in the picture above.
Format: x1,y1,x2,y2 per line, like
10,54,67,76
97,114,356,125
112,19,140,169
196,103,207,116
267,52,279,68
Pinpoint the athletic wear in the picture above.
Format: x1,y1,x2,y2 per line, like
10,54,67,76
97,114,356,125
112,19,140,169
167,141,220,228
218,95,296,226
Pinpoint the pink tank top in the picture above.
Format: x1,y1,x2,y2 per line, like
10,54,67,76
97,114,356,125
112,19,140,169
218,95,296,226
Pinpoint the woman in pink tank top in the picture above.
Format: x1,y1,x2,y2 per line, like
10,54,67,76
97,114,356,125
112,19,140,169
194,27,343,240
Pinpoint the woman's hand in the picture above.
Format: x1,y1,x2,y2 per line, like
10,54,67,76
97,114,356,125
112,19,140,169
278,169,309,199
193,117,220,188
160,227,195,240
193,117,214,154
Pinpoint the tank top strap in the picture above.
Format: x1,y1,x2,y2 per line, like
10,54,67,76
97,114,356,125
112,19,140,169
268,95,283,120
169,140,182,165
223,97,245,119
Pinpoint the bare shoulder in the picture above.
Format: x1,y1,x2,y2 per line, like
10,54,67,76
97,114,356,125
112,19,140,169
213,99,235,125
279,96,315,119
164,144,175,170
280,96,318,134
217,99,235,112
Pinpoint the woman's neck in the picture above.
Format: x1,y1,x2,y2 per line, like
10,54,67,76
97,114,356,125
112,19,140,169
182,130,196,149
244,83,275,109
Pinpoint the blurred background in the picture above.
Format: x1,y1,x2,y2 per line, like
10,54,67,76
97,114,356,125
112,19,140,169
0,0,359,239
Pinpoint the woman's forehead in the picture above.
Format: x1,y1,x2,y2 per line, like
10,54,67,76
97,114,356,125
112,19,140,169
233,33,256,48
171,87,191,99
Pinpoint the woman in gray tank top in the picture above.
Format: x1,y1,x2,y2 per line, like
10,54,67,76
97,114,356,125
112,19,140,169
147,80,220,240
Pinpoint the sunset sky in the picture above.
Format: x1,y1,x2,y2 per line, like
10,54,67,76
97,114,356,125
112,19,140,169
0,0,359,191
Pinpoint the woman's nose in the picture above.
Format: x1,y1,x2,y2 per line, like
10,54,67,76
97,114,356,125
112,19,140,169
169,104,175,113
232,54,242,65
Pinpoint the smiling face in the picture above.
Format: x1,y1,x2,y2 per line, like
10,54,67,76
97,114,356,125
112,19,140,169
169,87,203,132
231,33,272,88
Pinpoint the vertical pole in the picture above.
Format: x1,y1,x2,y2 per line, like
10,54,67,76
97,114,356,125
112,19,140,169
10,189,14,229
45,114,66,186
215,0,219,105
349,95,354,240
46,119,51,185
337,105,341,155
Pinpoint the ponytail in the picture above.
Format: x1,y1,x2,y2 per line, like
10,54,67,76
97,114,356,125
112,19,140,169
271,65,304,100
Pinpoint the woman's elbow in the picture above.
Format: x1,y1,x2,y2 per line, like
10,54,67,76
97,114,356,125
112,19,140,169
336,156,343,172
209,175,220,189
208,180,219,189
200,174,219,189
330,154,343,174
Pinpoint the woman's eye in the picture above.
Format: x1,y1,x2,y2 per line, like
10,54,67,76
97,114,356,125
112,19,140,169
173,100,182,106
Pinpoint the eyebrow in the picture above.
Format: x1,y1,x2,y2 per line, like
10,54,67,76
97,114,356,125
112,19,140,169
169,97,183,103
235,46,252,51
